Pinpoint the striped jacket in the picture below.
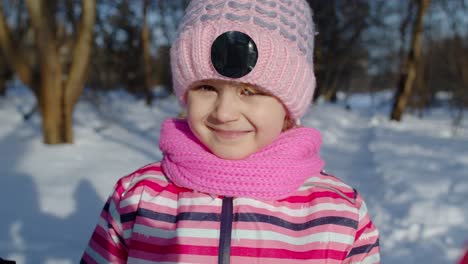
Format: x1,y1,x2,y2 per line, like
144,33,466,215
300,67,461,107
81,163,380,263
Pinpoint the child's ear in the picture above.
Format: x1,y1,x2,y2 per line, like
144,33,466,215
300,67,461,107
282,117,296,131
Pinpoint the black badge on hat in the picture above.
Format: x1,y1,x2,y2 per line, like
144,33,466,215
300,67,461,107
211,31,258,78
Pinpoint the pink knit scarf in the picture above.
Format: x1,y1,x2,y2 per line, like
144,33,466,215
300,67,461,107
159,118,325,200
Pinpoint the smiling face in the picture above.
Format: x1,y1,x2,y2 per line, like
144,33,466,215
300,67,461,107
186,79,288,160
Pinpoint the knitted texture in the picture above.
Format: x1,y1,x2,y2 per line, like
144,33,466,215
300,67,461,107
171,0,316,119
160,118,325,200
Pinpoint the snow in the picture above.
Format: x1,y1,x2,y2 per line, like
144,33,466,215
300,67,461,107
1,83,467,264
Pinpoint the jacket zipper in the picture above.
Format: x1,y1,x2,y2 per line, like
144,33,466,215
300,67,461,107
218,197,234,264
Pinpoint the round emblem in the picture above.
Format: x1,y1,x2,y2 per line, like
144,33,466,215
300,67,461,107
211,31,258,78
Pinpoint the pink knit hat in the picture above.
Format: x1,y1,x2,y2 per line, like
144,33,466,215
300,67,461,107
170,0,316,119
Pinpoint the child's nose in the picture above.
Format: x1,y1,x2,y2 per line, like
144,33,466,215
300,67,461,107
212,92,240,122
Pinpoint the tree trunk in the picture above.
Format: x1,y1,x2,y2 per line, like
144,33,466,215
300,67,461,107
2,0,93,144
26,0,65,144
142,0,154,106
0,7,33,86
0,74,6,96
63,0,96,142
0,61,11,96
24,0,95,144
155,45,172,93
390,0,430,121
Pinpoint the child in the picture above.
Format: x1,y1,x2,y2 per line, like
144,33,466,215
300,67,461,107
81,0,380,263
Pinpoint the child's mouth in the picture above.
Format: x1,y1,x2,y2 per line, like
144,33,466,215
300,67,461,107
209,127,251,140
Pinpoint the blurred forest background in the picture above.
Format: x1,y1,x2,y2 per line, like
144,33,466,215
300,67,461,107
0,0,467,144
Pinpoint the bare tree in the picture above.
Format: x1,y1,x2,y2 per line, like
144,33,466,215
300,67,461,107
0,53,12,96
390,0,431,121
307,0,371,102
436,0,468,131
0,0,96,144
142,0,154,105
86,0,187,101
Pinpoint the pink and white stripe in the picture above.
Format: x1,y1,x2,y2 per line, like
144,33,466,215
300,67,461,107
81,163,380,263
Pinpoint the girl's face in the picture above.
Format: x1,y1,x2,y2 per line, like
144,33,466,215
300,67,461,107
186,79,288,160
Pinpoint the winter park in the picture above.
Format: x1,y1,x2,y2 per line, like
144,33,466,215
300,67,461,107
1,1,468,264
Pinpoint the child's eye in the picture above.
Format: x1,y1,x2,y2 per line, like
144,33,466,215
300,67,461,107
240,87,263,96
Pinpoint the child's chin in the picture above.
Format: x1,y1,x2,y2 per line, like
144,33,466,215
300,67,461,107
211,149,254,160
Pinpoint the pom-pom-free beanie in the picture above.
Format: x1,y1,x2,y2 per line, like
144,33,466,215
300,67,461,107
171,0,316,119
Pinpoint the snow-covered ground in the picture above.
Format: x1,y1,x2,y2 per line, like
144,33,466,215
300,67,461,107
0,83,467,264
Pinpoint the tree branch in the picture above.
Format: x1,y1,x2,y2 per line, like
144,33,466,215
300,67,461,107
0,5,33,86
64,0,96,108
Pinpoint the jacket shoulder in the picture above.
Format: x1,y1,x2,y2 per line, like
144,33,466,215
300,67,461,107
298,171,358,206
113,162,172,198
